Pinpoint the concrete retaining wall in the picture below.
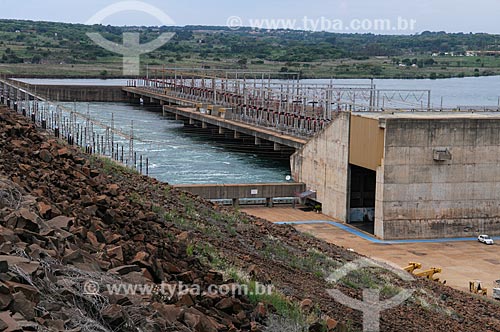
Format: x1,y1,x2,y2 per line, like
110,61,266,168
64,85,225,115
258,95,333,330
379,118,500,239
291,112,350,221
174,183,305,200
30,85,128,102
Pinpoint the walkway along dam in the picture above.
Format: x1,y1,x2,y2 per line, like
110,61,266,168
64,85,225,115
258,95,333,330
4,70,500,240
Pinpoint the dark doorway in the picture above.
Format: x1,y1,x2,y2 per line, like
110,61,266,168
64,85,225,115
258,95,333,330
349,164,376,234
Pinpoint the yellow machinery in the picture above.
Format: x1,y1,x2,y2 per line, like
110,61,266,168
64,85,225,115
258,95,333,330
401,262,446,284
469,281,487,296
403,262,422,273
414,267,443,282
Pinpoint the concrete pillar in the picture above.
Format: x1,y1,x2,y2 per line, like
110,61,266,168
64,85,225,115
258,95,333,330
218,127,225,134
274,142,281,151
175,114,180,120
189,118,195,125
202,122,207,129
234,131,240,139
255,137,261,145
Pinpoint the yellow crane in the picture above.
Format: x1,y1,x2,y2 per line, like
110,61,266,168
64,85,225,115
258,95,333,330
414,267,443,282
401,263,445,283
403,262,422,273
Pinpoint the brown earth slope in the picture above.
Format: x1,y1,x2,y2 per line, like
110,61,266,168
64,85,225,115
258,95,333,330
1,106,500,332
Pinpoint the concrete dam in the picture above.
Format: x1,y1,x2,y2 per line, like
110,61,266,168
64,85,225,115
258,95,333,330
3,71,500,240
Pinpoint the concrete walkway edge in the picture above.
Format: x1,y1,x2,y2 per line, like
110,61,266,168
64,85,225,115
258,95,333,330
275,220,500,244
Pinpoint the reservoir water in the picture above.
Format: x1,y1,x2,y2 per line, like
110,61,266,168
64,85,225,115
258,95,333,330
20,76,500,108
302,76,500,108
17,76,500,184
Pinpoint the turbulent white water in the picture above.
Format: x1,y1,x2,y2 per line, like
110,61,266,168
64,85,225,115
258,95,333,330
63,101,291,185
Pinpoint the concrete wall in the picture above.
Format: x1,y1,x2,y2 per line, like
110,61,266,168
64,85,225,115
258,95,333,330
291,112,350,221
32,85,128,102
378,117,500,239
174,183,305,200
374,163,385,237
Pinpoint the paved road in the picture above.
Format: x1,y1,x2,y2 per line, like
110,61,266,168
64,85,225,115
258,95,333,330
243,206,500,294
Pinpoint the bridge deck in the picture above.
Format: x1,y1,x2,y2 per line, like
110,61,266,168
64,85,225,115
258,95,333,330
123,86,308,149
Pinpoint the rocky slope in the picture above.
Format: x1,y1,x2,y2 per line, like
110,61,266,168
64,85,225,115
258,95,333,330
1,106,500,332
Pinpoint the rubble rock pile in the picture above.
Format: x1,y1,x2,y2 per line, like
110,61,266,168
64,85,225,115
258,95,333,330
0,108,267,331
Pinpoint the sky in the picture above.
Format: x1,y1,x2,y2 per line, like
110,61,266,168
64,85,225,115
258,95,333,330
1,0,500,34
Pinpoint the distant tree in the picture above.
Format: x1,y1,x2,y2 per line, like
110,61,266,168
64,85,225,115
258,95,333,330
402,58,412,66
424,58,436,66
370,66,383,76
31,55,42,64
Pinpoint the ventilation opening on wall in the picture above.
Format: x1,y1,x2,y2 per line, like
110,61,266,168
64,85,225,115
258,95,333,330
349,164,376,234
